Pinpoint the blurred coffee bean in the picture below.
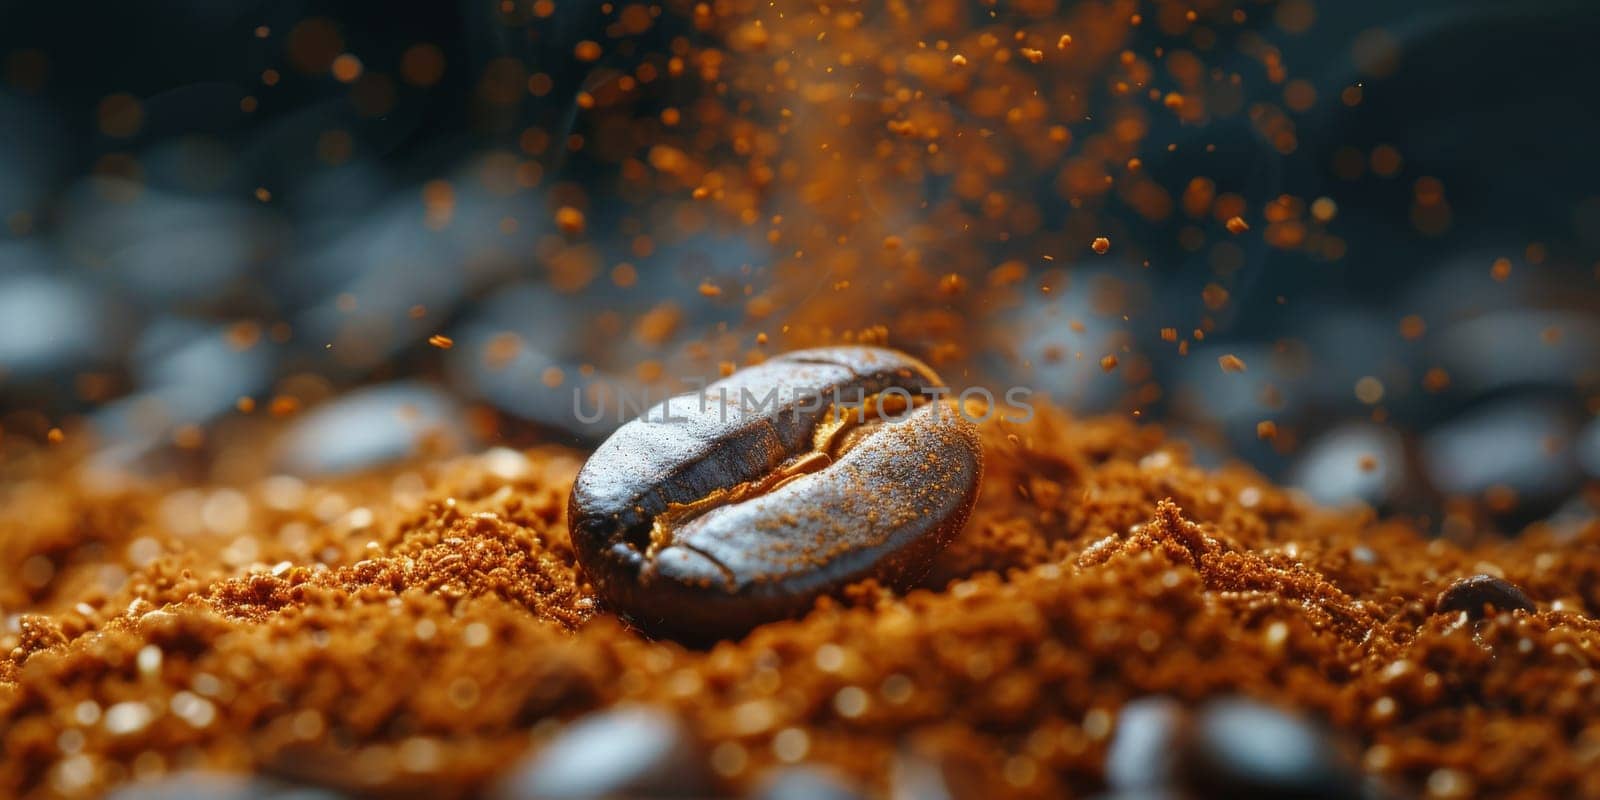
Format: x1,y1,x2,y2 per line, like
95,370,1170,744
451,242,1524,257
489,707,709,800
289,210,467,373
1004,267,1147,413
751,766,867,800
90,320,276,451
1399,253,1542,332
1420,398,1580,512
445,282,618,441
1546,496,1599,541
273,382,470,477
1165,426,1232,471
281,189,440,306
456,283,584,364
889,748,978,800
287,162,394,244
1165,341,1300,473
1289,424,1407,509
1298,309,1413,414
140,137,238,196
622,231,769,310
105,771,343,800
1434,574,1535,619
62,185,262,309
1104,696,1384,800
1178,698,1365,800
235,99,427,208
1429,311,1600,397
134,319,275,418
1105,696,1186,793
1170,344,1284,427
285,161,553,376
569,347,983,641
0,268,114,379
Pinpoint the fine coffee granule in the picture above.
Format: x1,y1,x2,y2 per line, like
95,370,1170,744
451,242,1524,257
3,403,1599,798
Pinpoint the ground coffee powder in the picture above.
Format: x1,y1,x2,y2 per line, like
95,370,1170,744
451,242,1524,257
2,402,1597,798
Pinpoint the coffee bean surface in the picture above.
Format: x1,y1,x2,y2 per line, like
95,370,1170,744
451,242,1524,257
106,773,345,800
568,347,983,640
1104,696,1186,793
750,767,867,800
489,707,708,799
1178,698,1367,800
1434,574,1535,619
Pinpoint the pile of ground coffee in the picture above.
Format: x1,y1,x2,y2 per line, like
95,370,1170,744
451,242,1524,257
2,402,1597,798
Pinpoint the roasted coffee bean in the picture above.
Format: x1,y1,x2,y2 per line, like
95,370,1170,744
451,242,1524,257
1434,574,1535,619
1288,423,1408,510
106,772,344,800
569,346,983,641
490,707,709,799
751,766,868,800
274,382,469,476
1178,698,1366,800
1104,696,1186,792
1103,697,1380,800
889,747,986,800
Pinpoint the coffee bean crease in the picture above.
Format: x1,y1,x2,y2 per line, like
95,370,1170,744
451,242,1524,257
568,347,983,640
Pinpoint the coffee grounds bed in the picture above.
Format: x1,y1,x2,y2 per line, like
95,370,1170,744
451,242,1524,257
3,404,1598,798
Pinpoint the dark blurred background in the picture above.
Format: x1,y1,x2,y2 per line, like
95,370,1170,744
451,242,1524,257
1,0,1596,533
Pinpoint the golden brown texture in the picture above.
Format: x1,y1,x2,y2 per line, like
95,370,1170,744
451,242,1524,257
2,403,1598,799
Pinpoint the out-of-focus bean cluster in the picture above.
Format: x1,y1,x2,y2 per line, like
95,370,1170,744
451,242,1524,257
0,0,1594,533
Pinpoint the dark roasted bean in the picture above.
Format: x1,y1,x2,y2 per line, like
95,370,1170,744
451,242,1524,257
274,382,470,476
1288,423,1408,511
890,747,985,800
1104,696,1186,793
489,707,709,799
105,772,344,800
751,766,867,800
1178,698,1366,800
1434,574,1535,619
1419,398,1582,523
1102,697,1386,800
568,346,983,641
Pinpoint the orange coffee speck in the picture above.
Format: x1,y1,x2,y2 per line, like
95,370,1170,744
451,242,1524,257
1490,257,1512,282
269,395,301,416
1399,315,1426,340
1423,367,1451,393
555,206,586,235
